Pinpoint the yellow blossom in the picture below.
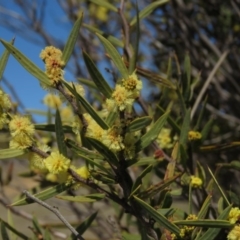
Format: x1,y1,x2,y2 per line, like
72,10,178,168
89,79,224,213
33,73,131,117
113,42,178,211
40,46,62,61
76,166,90,179
84,114,104,141
43,93,62,108
0,113,9,130
229,208,240,224
60,106,73,123
122,72,142,97
190,176,203,188
28,144,50,173
157,128,173,149
109,84,134,111
0,89,11,110
90,4,108,22
188,131,202,141
9,115,35,137
45,173,58,182
44,151,70,174
228,225,240,240
10,134,33,149
102,126,125,152
72,166,90,189
40,46,64,84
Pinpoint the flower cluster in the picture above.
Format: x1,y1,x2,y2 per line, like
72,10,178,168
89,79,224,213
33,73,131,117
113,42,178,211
188,131,202,141
9,115,35,149
228,225,240,240
106,72,142,112
40,46,64,85
43,93,62,109
171,214,198,239
190,176,203,188
28,144,50,173
228,207,240,224
157,128,174,149
0,89,11,129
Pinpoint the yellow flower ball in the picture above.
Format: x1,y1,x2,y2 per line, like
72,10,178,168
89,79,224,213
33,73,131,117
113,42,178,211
44,151,70,174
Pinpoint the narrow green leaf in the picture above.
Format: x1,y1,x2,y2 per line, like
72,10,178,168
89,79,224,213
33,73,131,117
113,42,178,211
174,220,232,228
0,39,50,86
0,149,26,160
72,211,98,237
88,0,118,12
91,170,115,184
157,208,176,217
86,137,119,166
78,154,112,175
62,15,83,66
136,111,169,151
11,183,73,206
1,221,10,240
63,81,109,130
43,229,51,240
105,108,118,126
197,205,232,240
65,138,103,159
0,38,14,80
77,77,97,89
56,193,105,203
194,96,208,131
83,51,112,98
32,216,42,236
55,109,67,157
138,173,181,199
127,116,152,132
198,195,212,219
133,196,180,235
131,165,153,195
83,23,123,47
127,157,158,167
182,53,191,101
201,118,214,142
96,33,129,79
166,56,172,80
0,219,29,240
129,3,140,74
179,108,191,147
208,167,230,206
178,108,191,162
35,123,72,133
191,195,212,239
130,0,169,27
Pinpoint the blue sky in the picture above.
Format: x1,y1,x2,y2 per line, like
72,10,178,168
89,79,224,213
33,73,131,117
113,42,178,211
0,1,73,122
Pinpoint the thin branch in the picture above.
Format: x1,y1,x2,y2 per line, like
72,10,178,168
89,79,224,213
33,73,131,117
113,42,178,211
0,198,67,239
23,190,84,240
56,82,88,132
191,50,229,119
118,0,132,61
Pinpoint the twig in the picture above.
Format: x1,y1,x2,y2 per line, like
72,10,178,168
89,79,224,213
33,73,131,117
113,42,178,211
28,145,49,158
0,198,67,239
56,82,88,132
191,50,229,119
68,168,133,213
118,0,132,61
23,190,84,240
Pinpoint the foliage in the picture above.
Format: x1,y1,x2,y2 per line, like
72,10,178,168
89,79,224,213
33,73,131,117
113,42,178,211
0,1,240,240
